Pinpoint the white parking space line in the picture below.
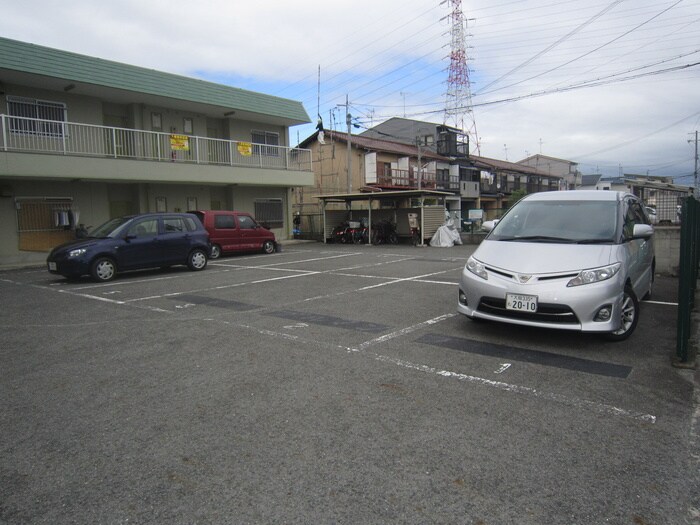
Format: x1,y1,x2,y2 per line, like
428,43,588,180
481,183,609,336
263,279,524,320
376,354,657,424
357,269,455,291
356,314,457,350
107,256,440,307
213,252,364,269
207,316,657,425
126,272,322,303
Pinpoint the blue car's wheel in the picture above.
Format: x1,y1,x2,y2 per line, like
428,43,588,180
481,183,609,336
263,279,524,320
187,248,208,271
91,257,116,282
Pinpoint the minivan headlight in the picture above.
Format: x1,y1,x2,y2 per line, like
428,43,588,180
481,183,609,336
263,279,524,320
567,263,621,287
68,248,87,258
466,256,488,280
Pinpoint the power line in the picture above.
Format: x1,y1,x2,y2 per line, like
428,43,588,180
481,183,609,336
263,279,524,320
476,0,687,97
477,0,625,93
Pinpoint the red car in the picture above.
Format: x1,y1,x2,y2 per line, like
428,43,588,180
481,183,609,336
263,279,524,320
189,210,277,259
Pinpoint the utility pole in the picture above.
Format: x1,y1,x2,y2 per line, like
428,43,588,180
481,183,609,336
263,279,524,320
346,94,352,193
416,137,422,190
690,131,699,196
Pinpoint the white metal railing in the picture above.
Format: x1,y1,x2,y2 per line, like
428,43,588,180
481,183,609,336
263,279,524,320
0,114,313,172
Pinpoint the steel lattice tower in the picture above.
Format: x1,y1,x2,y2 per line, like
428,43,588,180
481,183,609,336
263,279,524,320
444,0,480,154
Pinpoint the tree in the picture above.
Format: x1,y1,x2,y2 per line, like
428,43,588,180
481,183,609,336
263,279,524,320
507,189,527,209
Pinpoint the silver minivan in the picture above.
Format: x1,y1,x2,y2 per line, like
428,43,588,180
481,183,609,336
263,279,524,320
458,191,655,341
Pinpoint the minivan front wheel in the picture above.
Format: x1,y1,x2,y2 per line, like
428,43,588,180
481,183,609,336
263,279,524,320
210,244,222,259
607,285,639,341
262,240,275,254
91,257,116,282
187,248,208,271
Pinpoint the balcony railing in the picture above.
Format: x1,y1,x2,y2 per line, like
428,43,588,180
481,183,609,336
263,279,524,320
0,114,312,172
479,180,560,194
368,166,460,192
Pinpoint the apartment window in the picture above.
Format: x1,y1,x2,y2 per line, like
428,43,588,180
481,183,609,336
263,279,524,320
7,96,67,137
251,130,279,157
15,197,75,251
254,199,283,228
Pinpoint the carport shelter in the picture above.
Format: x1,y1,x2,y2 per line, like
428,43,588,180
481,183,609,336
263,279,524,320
317,189,454,245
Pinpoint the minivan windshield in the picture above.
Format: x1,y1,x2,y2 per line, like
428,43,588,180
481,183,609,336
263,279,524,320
489,199,618,243
88,217,132,238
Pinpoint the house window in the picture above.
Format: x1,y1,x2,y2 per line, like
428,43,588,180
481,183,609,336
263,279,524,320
251,130,279,157
7,96,67,137
254,199,283,228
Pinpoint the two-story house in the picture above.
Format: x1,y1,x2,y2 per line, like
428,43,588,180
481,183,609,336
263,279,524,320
0,37,312,267
578,173,692,223
360,118,562,219
516,154,580,190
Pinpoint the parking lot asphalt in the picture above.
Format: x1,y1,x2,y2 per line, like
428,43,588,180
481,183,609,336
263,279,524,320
1,241,699,525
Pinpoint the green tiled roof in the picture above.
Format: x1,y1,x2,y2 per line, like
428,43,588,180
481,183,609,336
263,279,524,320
0,37,310,125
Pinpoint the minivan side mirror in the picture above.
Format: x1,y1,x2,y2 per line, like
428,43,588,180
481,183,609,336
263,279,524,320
482,219,499,232
632,224,654,239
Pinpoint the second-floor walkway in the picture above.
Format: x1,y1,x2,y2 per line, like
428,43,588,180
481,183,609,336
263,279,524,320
0,115,313,172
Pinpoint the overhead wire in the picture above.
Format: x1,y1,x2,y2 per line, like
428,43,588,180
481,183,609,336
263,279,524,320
477,0,625,93
476,0,687,96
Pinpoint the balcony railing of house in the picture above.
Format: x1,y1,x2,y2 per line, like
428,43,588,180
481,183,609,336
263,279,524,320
479,179,559,194
0,115,313,172
369,166,460,192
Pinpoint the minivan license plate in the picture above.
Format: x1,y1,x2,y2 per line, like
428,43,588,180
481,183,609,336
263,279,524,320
48,262,57,271
506,293,537,312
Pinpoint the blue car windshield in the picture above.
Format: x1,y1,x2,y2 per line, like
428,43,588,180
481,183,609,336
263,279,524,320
489,200,618,243
88,217,133,238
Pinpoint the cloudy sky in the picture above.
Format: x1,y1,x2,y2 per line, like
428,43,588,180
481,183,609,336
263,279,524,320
2,0,699,183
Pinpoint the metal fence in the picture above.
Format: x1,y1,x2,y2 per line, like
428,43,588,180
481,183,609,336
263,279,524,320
0,114,313,172
675,196,699,365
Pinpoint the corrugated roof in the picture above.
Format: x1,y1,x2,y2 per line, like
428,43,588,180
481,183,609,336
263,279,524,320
0,37,310,124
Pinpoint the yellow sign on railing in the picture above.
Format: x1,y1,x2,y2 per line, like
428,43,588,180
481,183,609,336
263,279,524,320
237,141,252,157
170,134,189,151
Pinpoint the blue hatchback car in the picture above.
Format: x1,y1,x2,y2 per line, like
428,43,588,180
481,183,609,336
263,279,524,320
47,213,211,282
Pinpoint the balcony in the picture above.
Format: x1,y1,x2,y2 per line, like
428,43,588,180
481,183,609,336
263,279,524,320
0,114,313,173
366,165,460,192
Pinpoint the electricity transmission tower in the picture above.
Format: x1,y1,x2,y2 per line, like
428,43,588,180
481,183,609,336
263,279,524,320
443,0,480,154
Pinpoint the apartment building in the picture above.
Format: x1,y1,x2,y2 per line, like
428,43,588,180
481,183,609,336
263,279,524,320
0,37,312,266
